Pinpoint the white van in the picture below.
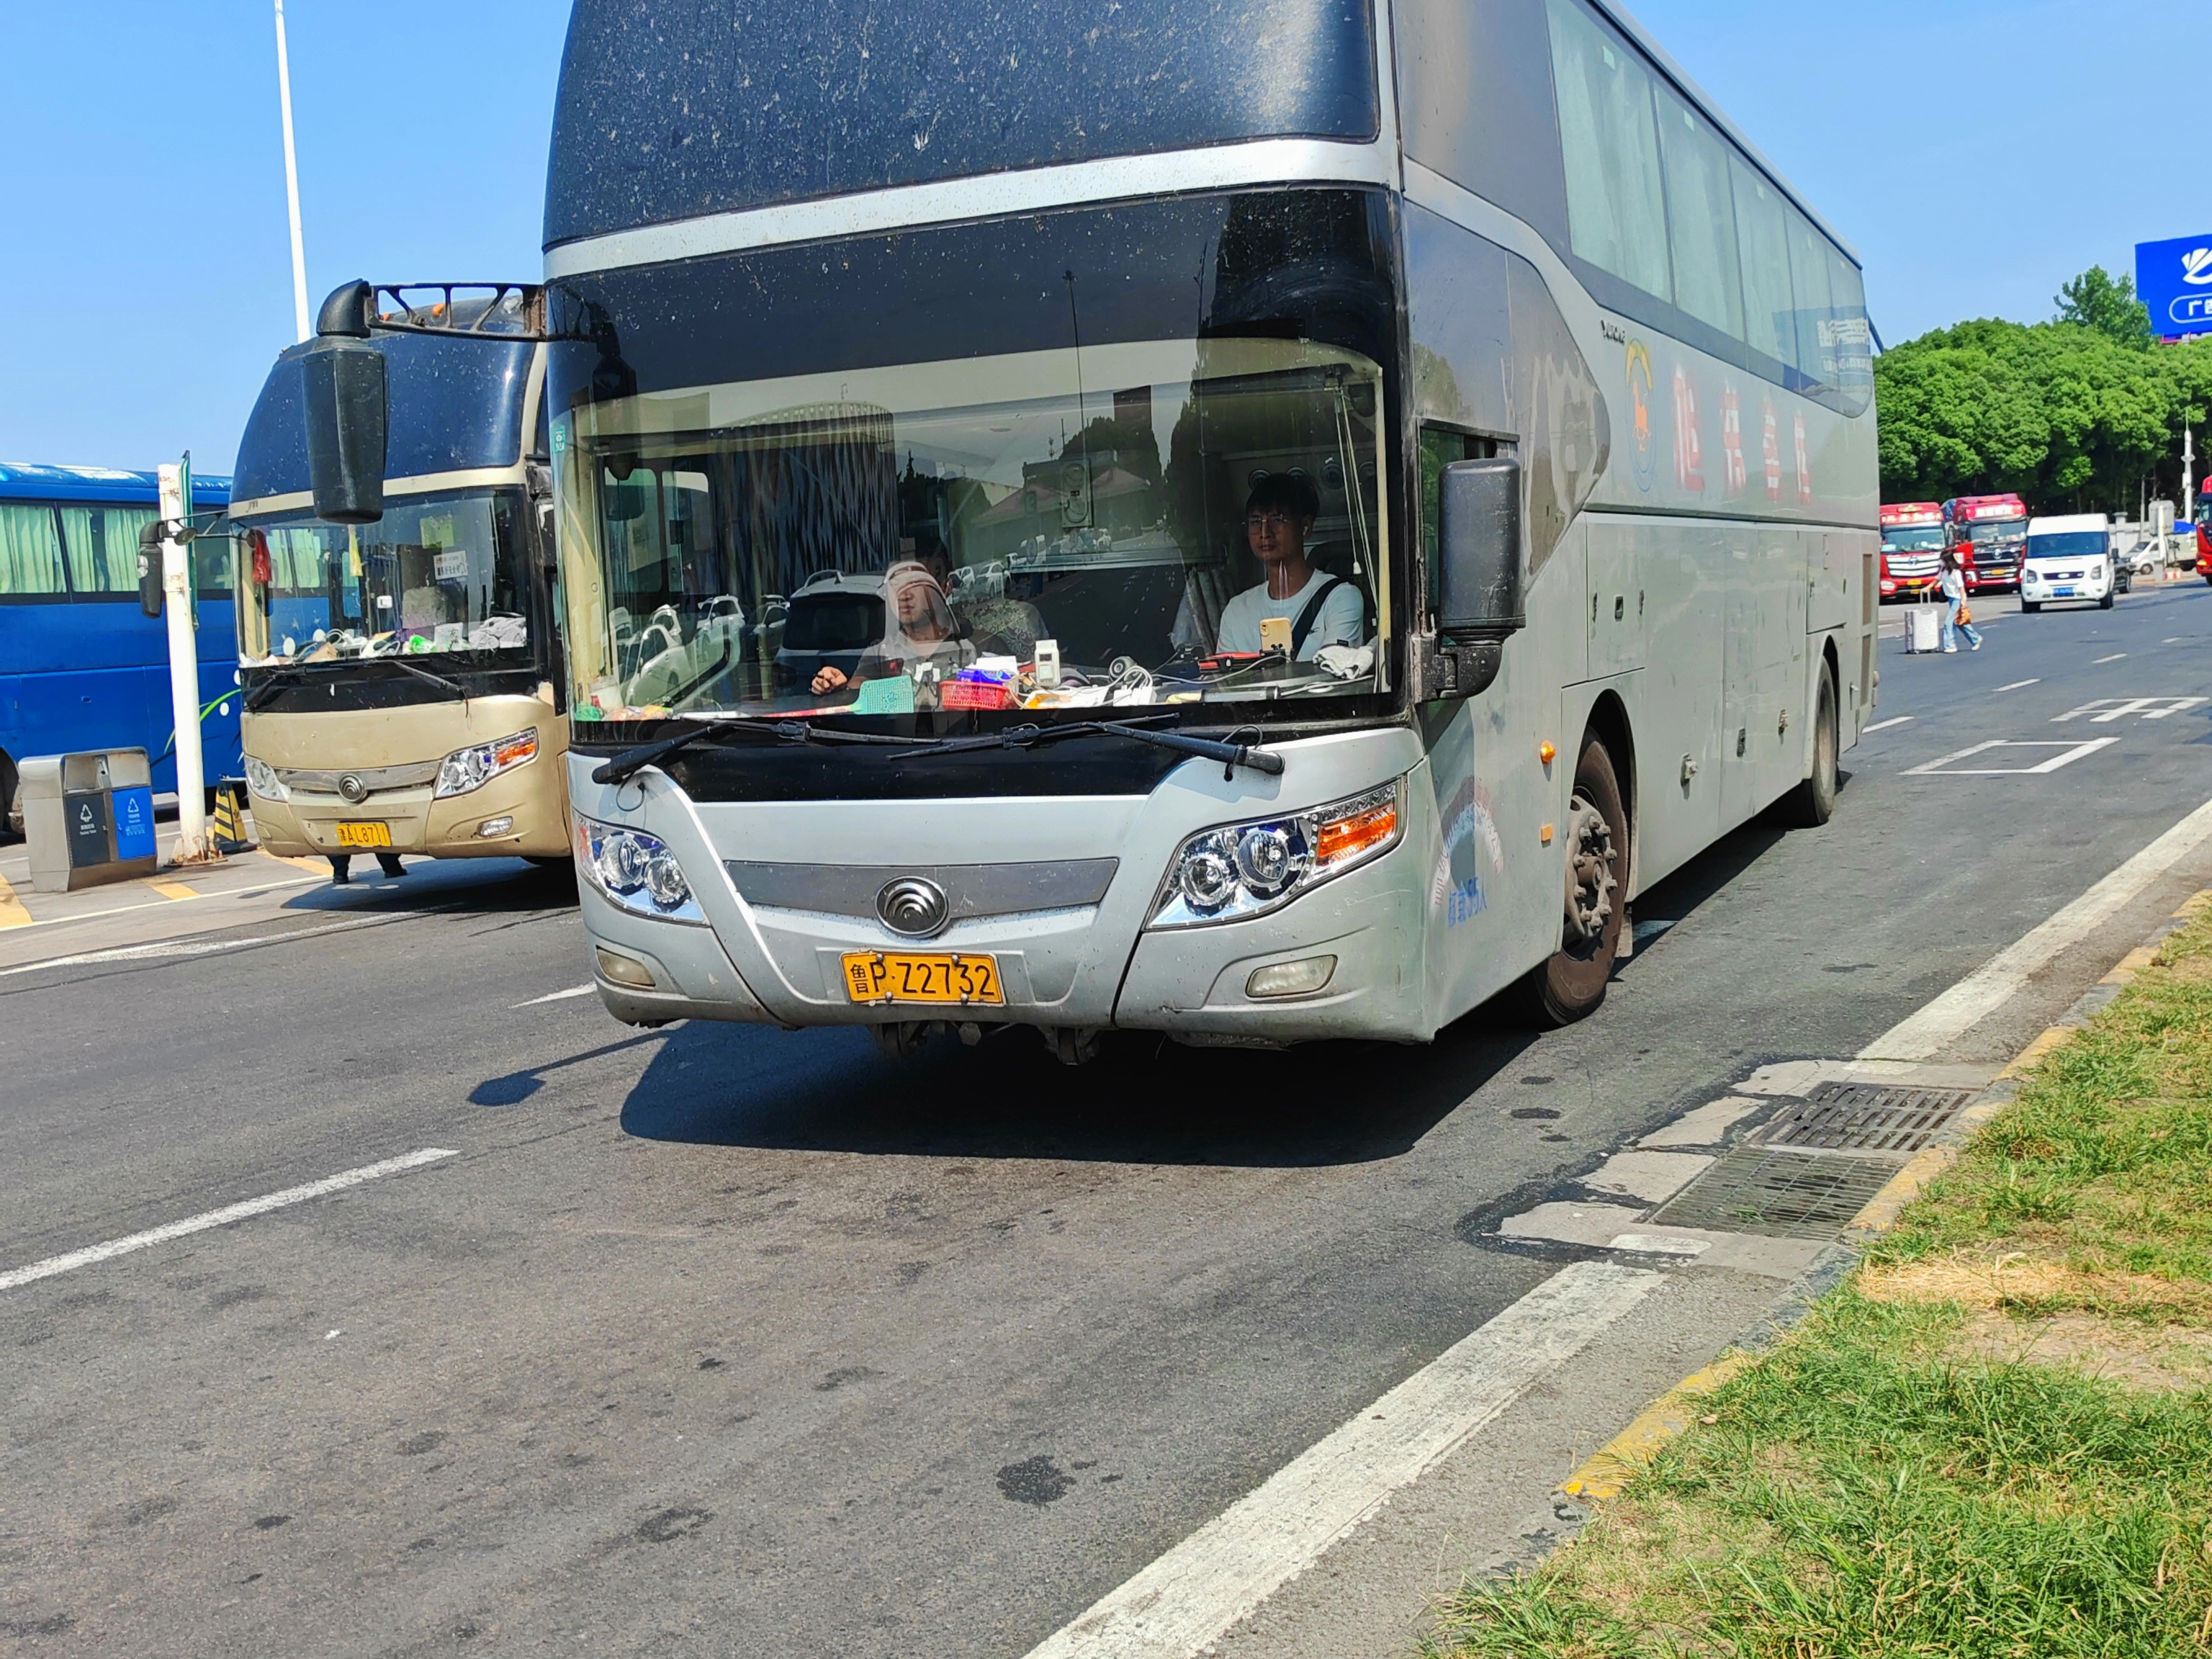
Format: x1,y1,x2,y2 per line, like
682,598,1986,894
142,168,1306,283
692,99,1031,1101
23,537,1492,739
2020,513,2118,611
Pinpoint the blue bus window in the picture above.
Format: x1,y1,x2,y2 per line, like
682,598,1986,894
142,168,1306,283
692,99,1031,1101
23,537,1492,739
1,505,67,595
58,505,156,593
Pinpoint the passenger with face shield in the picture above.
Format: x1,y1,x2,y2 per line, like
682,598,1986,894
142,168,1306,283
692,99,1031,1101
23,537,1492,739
811,559,979,701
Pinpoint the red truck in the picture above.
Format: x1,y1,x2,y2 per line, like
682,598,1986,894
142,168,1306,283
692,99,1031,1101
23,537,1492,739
1943,493,2029,592
1879,502,1943,601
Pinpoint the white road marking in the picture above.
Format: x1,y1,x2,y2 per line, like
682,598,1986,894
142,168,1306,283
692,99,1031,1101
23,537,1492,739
1861,792,2212,1061
2053,696,2206,724
0,873,324,933
1861,716,1914,733
0,912,404,977
1995,678,2039,692
0,1148,459,1292
1902,738,2117,776
2092,652,2127,663
1018,1262,1660,1659
515,984,595,1007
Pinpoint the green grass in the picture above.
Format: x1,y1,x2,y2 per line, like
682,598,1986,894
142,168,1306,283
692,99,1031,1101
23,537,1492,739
1427,908,2212,1659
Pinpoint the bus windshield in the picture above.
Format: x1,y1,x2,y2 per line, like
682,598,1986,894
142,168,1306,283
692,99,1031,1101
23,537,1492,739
556,338,1386,722
238,488,531,665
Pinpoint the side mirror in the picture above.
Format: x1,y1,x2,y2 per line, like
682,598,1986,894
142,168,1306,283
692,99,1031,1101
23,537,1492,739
300,280,388,524
1432,456,1524,698
136,518,166,619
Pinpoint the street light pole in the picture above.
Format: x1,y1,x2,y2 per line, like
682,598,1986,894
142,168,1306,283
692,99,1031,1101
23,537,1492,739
158,464,212,863
274,0,310,343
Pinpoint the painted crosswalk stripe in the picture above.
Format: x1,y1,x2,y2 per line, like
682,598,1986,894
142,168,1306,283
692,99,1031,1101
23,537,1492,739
0,1149,461,1292
1019,1262,1660,1659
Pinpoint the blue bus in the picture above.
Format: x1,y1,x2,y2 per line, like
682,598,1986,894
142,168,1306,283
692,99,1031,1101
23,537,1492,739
0,462,243,831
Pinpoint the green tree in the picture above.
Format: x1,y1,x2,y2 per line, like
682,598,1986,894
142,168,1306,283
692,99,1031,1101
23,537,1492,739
1874,317,2212,513
2054,265,2152,346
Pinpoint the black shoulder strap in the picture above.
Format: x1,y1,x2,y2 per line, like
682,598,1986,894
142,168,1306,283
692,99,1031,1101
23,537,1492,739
1289,575,1349,657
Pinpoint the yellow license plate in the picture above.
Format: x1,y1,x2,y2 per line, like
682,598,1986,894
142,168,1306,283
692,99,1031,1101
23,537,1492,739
335,821,392,848
842,951,1004,1007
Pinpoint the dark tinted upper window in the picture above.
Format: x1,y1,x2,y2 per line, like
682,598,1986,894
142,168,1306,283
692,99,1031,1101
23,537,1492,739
233,333,534,503
544,0,1380,246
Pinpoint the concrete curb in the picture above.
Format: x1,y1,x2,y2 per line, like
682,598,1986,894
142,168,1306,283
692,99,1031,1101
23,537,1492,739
1551,886,2212,1507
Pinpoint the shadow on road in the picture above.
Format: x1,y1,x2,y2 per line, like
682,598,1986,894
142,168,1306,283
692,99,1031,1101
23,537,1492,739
615,1014,1539,1168
281,855,577,919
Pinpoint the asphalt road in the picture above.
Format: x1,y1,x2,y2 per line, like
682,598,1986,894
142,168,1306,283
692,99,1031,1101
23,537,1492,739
2,579,2208,1656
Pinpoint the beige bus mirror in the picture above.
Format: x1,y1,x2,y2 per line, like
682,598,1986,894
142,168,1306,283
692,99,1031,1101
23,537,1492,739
1432,457,1524,698
301,281,389,525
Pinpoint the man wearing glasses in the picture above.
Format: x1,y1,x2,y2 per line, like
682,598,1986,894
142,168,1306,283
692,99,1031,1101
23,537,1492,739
1213,472,1367,660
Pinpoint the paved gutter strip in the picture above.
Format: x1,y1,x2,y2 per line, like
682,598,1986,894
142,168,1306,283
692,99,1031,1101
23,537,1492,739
1550,885,2212,1511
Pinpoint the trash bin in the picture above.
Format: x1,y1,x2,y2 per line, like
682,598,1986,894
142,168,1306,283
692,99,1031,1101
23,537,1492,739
18,748,158,893
1906,603,1943,654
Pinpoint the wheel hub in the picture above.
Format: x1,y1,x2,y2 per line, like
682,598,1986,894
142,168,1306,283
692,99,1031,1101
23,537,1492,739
1564,791,1617,943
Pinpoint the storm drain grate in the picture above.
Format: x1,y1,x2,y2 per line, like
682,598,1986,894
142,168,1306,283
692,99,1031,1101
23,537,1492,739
1645,1147,1897,1239
1755,1083,1978,1156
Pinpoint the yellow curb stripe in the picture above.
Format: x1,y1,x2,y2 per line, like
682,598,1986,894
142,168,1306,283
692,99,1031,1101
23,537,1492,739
1554,884,2212,1514
1560,1354,1750,1501
0,872,31,930
2100,944,2159,986
1845,1097,2010,1234
148,881,199,902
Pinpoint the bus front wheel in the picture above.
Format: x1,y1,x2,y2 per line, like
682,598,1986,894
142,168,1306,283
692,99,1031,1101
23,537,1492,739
1520,736,1627,1028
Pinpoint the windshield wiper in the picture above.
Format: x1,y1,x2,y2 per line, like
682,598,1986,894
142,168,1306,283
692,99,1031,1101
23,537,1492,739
588,711,1286,788
243,654,464,711
904,714,1286,777
588,715,940,786
377,656,466,700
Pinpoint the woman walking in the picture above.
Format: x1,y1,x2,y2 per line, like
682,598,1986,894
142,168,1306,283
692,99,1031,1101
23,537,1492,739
1939,547,1982,652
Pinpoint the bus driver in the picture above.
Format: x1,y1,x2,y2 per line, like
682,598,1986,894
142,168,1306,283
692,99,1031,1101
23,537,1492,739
1213,473,1366,660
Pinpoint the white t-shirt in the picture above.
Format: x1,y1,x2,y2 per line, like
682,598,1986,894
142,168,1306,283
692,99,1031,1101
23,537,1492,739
1214,568,1366,660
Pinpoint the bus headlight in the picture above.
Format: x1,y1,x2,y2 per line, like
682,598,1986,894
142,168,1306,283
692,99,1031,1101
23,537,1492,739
243,755,287,802
1150,780,1402,929
436,729,539,798
572,814,704,923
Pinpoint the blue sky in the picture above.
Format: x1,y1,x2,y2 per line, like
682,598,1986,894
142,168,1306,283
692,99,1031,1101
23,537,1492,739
0,0,2196,474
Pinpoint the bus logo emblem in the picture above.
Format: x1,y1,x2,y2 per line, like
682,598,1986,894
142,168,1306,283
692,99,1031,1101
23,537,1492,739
877,876,950,938
338,773,369,804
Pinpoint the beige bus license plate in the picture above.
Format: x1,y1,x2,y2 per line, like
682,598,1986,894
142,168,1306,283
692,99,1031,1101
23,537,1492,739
335,822,393,848
842,951,1004,1007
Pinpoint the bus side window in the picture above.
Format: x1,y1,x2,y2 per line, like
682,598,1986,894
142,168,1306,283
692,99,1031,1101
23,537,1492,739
1545,0,1673,305
0,505,68,597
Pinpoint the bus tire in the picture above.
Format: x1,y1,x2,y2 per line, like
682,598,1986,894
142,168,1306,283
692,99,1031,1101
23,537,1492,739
1775,662,1838,829
1519,735,1627,1028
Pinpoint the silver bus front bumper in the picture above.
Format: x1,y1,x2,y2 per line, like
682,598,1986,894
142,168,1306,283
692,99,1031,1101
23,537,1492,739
567,728,1435,1044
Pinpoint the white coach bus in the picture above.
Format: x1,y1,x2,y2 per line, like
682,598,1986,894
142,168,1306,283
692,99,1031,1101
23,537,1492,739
521,0,1875,1058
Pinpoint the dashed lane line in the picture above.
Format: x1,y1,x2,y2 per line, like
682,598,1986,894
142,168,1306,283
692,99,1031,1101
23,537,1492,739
1859,792,2212,1061
2092,652,2128,663
1861,716,1913,734
0,907,450,979
0,1148,460,1292
1018,1262,1661,1659
1995,678,2039,692
516,984,595,1007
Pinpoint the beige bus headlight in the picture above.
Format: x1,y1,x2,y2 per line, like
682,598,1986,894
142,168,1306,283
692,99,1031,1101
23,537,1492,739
243,755,287,801
435,728,539,798
573,814,704,923
1149,780,1402,929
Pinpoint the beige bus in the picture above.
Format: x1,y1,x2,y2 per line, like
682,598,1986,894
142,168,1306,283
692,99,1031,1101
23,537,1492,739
228,285,569,880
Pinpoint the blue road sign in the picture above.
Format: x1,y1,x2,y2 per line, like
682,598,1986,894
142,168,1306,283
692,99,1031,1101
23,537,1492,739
2136,234,2212,338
